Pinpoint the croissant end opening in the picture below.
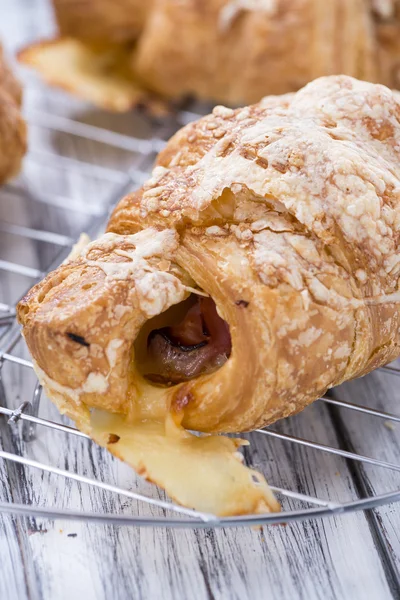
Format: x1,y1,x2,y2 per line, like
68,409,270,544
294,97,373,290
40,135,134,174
134,294,232,386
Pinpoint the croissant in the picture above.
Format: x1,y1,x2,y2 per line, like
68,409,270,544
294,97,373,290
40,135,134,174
0,44,26,183
17,75,400,516
18,0,400,111
52,0,149,43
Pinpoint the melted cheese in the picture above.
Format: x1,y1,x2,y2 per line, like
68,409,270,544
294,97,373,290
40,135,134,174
18,39,150,113
105,339,124,369
35,343,280,517
219,0,276,32
64,233,91,263
90,410,280,516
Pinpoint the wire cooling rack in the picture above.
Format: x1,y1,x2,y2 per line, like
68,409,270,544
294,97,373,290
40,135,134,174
1,84,400,529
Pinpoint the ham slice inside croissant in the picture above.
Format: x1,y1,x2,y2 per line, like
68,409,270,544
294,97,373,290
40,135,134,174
144,296,232,384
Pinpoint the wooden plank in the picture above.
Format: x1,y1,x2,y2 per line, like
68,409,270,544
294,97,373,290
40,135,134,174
0,385,30,600
1,351,395,600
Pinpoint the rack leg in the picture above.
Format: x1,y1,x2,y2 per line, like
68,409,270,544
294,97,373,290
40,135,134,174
22,382,42,443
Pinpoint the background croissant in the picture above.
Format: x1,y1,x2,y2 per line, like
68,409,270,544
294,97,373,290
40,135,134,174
17,75,400,515
0,44,26,183
17,0,400,110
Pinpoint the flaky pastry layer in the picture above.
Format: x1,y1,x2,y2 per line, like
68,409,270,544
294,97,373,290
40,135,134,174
0,44,26,183
18,75,400,515
17,0,400,110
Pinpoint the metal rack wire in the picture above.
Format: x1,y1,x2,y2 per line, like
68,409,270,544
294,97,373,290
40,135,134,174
1,85,400,528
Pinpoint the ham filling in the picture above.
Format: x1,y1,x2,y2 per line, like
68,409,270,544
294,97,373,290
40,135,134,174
143,296,231,384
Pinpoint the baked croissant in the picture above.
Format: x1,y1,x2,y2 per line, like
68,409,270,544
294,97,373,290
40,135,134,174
18,0,400,111
17,75,400,516
0,44,26,183
52,0,149,43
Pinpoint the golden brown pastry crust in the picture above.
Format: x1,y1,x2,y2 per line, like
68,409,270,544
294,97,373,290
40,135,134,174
18,0,400,109
53,0,149,43
17,75,400,514
0,44,23,105
0,44,26,183
132,0,379,104
373,0,400,89
19,74,400,430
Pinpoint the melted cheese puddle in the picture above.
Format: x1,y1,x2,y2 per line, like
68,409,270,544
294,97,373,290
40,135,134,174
19,39,152,113
90,410,280,516
33,352,280,516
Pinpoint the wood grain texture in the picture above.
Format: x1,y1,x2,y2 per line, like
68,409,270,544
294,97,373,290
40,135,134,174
332,373,400,587
0,2,399,599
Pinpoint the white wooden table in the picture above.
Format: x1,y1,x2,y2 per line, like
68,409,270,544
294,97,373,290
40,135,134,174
0,2,399,598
